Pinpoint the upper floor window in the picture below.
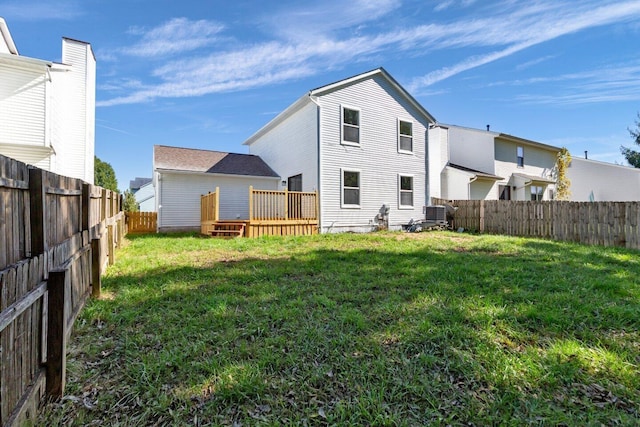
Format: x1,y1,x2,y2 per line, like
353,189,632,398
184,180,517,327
517,146,524,167
398,120,413,153
341,106,360,146
398,174,414,208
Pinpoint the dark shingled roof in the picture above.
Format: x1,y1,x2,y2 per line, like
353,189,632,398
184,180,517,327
154,145,279,178
129,177,151,191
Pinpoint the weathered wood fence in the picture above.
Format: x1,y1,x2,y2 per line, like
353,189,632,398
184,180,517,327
126,211,157,234
0,154,124,426
432,198,640,250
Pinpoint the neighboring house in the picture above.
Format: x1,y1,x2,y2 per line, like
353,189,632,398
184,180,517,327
154,145,280,232
429,124,560,201
0,18,96,183
129,177,152,193
567,157,640,201
134,181,156,212
244,67,436,233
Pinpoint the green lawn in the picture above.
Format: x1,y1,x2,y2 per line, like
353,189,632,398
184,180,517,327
38,232,639,426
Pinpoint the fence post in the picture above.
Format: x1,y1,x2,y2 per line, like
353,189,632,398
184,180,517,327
215,187,220,222
81,183,90,234
479,200,485,233
249,186,254,222
284,188,289,221
46,269,67,398
29,168,47,256
91,238,101,298
107,225,115,266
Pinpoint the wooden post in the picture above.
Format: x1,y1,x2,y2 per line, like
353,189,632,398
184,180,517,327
284,188,289,221
81,183,90,233
107,225,115,266
479,200,485,233
91,238,101,298
29,168,47,256
101,188,107,221
215,187,220,222
46,269,67,398
249,186,254,223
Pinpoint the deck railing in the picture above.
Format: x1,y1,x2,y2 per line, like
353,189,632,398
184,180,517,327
200,188,220,234
249,186,318,222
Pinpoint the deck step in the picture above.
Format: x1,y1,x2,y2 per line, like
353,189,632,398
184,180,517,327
209,222,246,238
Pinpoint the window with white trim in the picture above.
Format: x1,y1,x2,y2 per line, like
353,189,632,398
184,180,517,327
342,169,360,207
398,119,413,153
341,106,360,145
517,146,524,167
398,174,414,208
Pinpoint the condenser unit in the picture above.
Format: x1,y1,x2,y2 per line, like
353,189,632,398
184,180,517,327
424,205,447,225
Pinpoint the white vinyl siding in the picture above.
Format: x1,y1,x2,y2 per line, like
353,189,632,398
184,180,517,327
247,99,318,192
0,65,47,147
157,172,279,231
318,74,430,232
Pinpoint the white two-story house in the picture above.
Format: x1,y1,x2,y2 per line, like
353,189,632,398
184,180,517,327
429,124,560,201
244,68,437,233
0,17,95,183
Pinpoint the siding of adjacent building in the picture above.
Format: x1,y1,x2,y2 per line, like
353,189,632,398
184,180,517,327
567,157,640,201
316,74,430,232
494,138,557,200
0,63,48,147
449,126,496,175
157,171,279,232
135,182,156,212
427,126,449,200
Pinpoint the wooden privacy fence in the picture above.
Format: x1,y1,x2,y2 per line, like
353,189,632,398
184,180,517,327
0,154,124,426
126,211,157,234
432,198,640,250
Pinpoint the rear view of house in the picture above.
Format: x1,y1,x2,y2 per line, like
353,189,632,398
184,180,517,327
244,68,436,233
0,18,96,183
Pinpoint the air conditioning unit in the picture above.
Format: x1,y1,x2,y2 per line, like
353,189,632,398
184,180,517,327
424,205,446,224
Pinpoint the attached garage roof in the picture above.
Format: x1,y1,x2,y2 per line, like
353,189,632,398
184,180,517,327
154,145,279,178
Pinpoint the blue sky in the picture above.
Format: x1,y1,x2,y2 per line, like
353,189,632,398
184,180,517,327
3,0,640,190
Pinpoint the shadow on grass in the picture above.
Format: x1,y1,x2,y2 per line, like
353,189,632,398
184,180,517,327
51,233,640,425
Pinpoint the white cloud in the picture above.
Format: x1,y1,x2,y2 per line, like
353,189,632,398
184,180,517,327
97,0,640,107
125,18,225,57
1,0,82,21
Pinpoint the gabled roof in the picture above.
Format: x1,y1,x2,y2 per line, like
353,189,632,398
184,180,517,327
310,67,436,123
447,163,504,180
244,67,436,145
154,145,279,178
0,17,18,55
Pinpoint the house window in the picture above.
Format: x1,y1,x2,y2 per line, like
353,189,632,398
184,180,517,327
499,185,511,200
342,106,360,145
342,169,360,207
288,174,302,192
399,175,414,208
517,146,524,167
398,120,413,153
530,185,543,201
548,189,555,200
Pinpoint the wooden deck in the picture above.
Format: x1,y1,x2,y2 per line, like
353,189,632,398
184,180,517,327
201,187,318,238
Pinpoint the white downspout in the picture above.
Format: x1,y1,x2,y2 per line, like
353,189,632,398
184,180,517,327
309,94,322,233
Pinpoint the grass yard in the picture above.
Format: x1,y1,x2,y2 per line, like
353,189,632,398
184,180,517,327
38,232,639,426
